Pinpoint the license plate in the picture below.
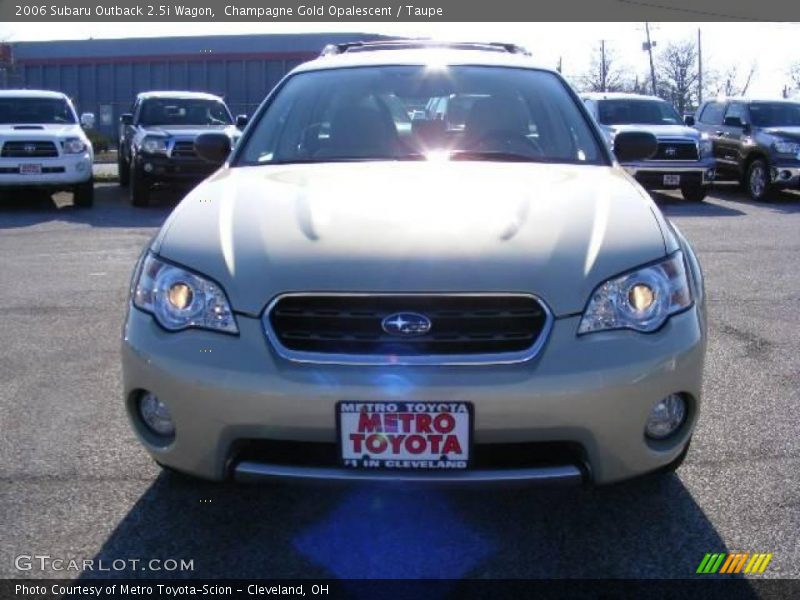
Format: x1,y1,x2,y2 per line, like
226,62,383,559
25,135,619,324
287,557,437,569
19,163,42,175
663,174,680,186
337,401,472,470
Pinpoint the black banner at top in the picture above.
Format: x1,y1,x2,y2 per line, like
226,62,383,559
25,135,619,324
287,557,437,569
1,0,800,22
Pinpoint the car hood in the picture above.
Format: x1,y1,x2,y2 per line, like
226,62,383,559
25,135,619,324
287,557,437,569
762,126,800,141
608,123,699,139
141,124,237,138
154,161,668,316
0,123,83,138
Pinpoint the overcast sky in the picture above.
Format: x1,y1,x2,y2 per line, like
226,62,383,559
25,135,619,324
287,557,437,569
1,22,798,96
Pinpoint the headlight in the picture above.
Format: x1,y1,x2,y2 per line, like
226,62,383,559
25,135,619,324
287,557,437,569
63,137,87,154
698,134,713,158
132,253,238,334
578,252,692,334
141,136,169,155
773,140,800,155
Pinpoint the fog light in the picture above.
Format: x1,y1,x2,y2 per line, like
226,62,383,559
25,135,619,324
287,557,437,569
645,394,686,439
138,392,175,436
143,162,153,173
781,170,792,180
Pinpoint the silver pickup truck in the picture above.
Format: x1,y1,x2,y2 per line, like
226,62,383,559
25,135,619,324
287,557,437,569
582,92,715,202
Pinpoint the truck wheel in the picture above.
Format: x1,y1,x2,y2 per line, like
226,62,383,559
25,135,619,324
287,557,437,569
746,159,772,201
118,151,130,187
130,166,150,207
680,184,707,202
73,178,94,208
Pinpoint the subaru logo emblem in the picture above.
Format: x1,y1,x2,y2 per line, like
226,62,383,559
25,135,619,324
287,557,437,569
382,312,432,337
23,143,36,154
664,146,677,157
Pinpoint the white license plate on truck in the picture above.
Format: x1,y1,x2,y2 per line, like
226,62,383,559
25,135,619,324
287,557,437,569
19,164,42,175
663,174,680,186
337,401,472,470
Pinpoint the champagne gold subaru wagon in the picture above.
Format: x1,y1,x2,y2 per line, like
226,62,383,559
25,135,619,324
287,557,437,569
122,41,706,485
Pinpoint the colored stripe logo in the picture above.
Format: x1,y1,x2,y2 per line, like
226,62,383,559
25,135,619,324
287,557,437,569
696,552,773,574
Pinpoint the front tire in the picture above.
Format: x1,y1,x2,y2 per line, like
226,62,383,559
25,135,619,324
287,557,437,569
680,184,708,202
73,178,94,208
746,159,772,201
118,150,130,187
130,165,150,207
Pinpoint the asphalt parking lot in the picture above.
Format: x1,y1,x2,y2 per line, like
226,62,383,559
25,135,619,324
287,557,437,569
0,183,798,581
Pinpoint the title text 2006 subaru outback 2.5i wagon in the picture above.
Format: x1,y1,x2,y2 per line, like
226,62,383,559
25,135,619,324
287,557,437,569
122,41,707,485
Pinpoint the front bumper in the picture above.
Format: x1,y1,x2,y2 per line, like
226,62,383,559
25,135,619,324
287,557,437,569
770,164,800,188
0,152,92,188
623,158,716,190
122,301,706,485
135,154,218,184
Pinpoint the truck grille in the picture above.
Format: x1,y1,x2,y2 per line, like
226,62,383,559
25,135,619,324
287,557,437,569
171,141,197,159
652,139,698,161
265,294,551,364
1,141,58,158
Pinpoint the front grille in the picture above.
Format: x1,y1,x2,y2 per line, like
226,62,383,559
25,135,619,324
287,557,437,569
233,439,587,472
266,294,550,363
652,140,698,161
1,141,58,158
0,166,65,174
171,140,197,159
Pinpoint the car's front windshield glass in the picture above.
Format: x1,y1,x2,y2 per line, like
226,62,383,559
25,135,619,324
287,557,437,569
748,102,800,127
597,99,681,125
0,97,76,124
237,65,605,166
138,98,232,126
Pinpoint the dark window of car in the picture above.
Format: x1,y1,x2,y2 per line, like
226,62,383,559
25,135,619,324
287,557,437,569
698,102,725,125
138,98,232,126
596,99,681,125
724,102,748,124
747,102,800,127
0,97,76,124
237,66,605,166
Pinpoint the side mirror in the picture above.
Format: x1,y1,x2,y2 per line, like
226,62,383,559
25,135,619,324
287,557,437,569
195,132,232,163
120,113,133,126
613,131,658,162
723,116,745,128
80,112,95,129
235,114,249,129
684,115,695,126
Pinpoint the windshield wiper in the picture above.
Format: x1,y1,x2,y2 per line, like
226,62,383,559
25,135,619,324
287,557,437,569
256,155,426,166
449,150,547,163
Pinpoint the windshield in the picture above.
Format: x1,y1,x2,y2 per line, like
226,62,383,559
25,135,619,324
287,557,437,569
237,66,604,166
0,97,76,124
748,102,800,127
597,99,681,125
138,98,232,126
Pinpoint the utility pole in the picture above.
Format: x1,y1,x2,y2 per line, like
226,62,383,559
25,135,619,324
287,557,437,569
697,28,703,105
600,40,606,92
644,22,657,96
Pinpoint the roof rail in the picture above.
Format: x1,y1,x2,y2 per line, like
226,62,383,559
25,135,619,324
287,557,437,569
320,40,531,57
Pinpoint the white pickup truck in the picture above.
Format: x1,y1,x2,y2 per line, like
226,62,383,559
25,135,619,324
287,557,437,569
0,89,94,207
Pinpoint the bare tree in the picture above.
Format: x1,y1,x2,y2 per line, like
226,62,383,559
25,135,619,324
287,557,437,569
580,43,626,93
708,63,757,97
789,62,800,88
654,39,700,114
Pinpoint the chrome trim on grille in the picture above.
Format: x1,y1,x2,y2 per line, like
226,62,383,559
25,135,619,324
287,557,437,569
261,292,554,366
234,460,584,485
